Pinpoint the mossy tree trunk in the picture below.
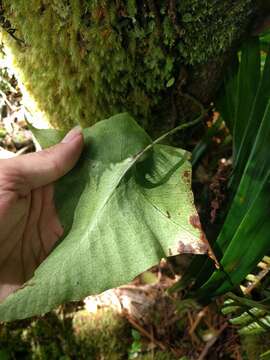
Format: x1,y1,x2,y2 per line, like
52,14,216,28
0,1,258,134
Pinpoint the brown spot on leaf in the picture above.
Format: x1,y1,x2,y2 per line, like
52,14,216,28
189,214,202,230
182,170,191,185
166,210,171,219
189,214,220,268
177,241,207,254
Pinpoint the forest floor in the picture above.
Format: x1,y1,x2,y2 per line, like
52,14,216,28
0,53,258,360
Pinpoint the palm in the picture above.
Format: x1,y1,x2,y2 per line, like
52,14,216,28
0,126,83,301
0,184,63,300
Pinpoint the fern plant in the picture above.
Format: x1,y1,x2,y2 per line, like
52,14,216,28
222,256,270,337
222,256,270,359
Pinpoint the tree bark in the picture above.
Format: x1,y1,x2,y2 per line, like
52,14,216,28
1,1,258,134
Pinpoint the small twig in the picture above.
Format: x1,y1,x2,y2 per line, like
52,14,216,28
197,323,228,360
187,312,201,346
140,109,208,158
126,314,167,351
244,260,270,295
189,307,208,335
15,145,32,156
0,89,18,112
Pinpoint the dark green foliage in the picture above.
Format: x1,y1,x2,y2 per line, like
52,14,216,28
1,0,253,129
260,30,270,52
176,37,270,301
234,37,261,158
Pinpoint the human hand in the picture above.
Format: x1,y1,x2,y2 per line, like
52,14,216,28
0,127,84,301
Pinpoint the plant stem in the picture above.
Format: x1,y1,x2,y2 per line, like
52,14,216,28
137,108,208,160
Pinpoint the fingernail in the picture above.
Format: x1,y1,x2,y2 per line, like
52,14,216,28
61,126,82,143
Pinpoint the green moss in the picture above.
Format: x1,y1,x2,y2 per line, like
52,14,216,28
0,307,131,359
72,308,131,359
178,0,253,64
1,0,254,129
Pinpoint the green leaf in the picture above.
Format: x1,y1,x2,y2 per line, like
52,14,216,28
261,349,270,360
195,59,270,299
260,30,270,43
225,293,270,312
0,113,206,321
232,43,270,191
131,329,141,341
234,37,261,157
216,54,239,133
0,350,9,360
175,38,270,303
166,77,175,88
192,63,270,300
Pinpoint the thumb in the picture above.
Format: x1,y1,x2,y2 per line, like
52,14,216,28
6,127,84,191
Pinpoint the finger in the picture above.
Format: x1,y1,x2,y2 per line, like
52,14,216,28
3,127,84,192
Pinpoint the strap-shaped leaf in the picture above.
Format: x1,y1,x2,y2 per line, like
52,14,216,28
0,113,207,321
216,54,239,133
176,39,270,301
232,43,270,190
234,37,261,156
192,88,270,299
